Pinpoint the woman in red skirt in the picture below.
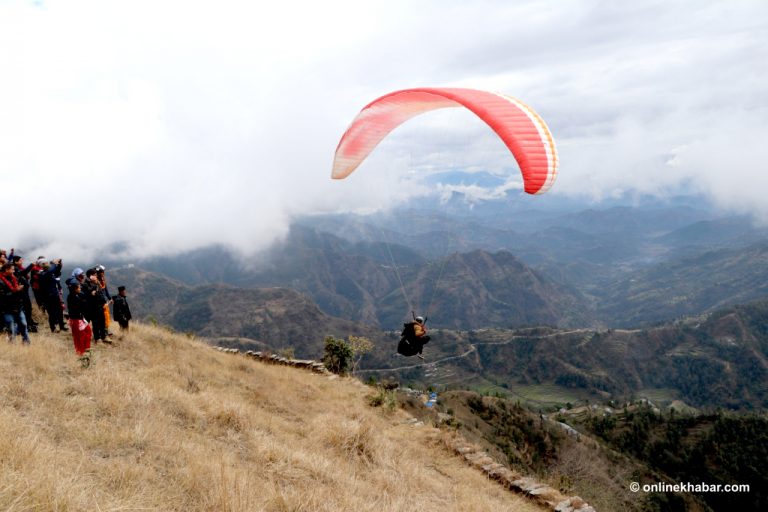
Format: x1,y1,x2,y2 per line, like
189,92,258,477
66,281,93,367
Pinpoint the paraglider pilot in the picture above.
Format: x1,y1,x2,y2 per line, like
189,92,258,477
397,313,431,359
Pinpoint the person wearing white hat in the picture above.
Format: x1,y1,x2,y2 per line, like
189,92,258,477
30,257,47,311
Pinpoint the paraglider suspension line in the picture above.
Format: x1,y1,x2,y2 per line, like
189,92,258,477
382,236,413,313
425,251,450,319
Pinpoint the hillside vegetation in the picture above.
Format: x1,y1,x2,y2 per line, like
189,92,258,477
417,391,766,511
361,298,768,412
0,323,543,512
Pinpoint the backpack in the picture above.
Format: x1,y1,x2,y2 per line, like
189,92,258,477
397,322,421,356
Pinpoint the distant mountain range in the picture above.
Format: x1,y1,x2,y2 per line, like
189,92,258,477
596,242,768,326
109,268,376,358
295,198,768,327
93,194,768,413
122,208,768,330
124,225,596,330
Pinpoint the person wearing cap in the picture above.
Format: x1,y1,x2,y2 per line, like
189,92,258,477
112,285,132,334
64,268,85,295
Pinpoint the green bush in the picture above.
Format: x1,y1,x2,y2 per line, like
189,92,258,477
323,336,353,375
367,388,398,413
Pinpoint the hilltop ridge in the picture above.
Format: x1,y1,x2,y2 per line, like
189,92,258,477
0,322,546,511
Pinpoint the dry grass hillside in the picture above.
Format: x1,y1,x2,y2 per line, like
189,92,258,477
0,323,545,511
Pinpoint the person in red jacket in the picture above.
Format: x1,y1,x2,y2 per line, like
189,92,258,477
29,256,47,311
0,263,30,344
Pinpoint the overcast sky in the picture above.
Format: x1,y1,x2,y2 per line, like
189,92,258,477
1,0,766,260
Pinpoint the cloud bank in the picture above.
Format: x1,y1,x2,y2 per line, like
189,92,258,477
1,0,766,260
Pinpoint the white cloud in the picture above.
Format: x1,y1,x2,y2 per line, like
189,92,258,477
1,0,766,261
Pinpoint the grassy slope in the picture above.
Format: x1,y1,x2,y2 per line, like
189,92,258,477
0,323,542,512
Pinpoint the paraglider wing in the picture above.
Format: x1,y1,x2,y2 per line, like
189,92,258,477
331,87,558,195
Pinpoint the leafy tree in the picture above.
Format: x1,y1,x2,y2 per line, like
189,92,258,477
323,336,353,375
348,335,374,373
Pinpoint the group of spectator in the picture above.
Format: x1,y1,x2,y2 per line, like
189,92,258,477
64,265,132,362
0,248,132,366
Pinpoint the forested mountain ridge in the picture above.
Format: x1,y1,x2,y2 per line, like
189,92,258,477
122,225,595,330
362,298,768,411
595,242,768,326
109,268,378,358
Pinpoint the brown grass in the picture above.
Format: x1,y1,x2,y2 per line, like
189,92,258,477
0,323,543,511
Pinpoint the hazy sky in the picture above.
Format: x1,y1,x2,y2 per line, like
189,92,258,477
1,0,766,260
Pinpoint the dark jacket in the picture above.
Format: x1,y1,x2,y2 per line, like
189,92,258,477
81,279,108,314
112,295,132,323
397,322,430,357
67,289,89,321
13,264,32,289
38,263,63,299
0,275,24,313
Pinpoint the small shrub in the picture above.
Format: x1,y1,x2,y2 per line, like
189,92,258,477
367,392,385,407
323,336,352,375
367,388,398,413
440,417,462,430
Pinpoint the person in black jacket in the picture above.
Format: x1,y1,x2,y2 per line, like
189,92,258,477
112,285,132,333
397,315,430,359
11,255,38,333
67,281,93,366
0,263,30,343
39,259,68,333
83,268,109,343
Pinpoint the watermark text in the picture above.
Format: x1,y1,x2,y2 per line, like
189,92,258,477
629,481,750,493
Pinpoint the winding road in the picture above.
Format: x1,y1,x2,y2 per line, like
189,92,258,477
355,328,591,374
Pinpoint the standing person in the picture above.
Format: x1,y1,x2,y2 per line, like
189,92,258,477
95,265,113,338
39,259,68,333
29,256,47,311
84,268,109,344
0,263,31,344
112,285,132,334
67,281,93,367
11,255,38,332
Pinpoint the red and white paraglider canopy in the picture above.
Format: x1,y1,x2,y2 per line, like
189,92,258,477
331,87,558,195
